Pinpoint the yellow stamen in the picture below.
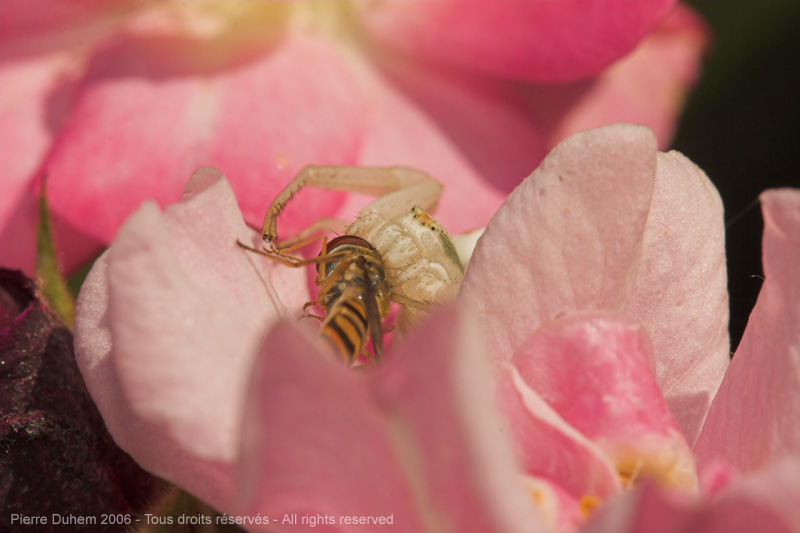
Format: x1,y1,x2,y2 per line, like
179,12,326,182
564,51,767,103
579,494,602,519
527,485,544,505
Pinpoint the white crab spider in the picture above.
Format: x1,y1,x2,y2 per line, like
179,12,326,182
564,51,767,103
264,165,467,324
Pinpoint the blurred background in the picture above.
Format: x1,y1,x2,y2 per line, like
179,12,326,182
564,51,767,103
675,1,800,352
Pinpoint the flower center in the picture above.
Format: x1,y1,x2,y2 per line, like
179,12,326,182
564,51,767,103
287,2,360,44
610,442,698,491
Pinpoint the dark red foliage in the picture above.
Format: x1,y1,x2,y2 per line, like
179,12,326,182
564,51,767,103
0,269,160,531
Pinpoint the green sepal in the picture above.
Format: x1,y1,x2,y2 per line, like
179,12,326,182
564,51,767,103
35,181,75,329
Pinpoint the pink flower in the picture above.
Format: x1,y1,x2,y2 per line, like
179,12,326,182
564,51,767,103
73,124,800,530
1,0,706,275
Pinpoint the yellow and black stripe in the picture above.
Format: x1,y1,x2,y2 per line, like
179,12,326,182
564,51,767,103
319,291,369,364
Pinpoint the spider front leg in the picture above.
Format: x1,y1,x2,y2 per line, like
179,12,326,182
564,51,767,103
236,236,326,268
236,236,351,288
261,165,442,243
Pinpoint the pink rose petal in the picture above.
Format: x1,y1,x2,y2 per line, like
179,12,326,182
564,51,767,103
461,124,728,443
356,0,675,83
238,306,544,532
351,58,509,233
237,321,426,532
374,308,543,533
694,189,800,471
0,52,68,236
526,4,709,150
0,21,109,274
365,54,548,194
0,0,129,38
45,33,363,245
513,312,696,490
74,168,307,512
0,0,158,275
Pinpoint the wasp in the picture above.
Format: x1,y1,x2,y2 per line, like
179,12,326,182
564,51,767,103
239,165,464,366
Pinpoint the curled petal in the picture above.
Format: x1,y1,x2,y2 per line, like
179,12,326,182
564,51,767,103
74,168,307,512
694,189,800,471
461,124,728,443
356,0,675,83
513,313,696,490
498,364,621,500
238,306,544,532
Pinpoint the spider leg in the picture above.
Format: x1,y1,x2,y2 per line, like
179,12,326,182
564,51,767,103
262,165,441,243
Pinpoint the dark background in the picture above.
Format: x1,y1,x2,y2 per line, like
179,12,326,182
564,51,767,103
674,1,800,352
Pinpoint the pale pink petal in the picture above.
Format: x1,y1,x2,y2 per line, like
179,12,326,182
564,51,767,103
356,0,675,83
461,124,658,364
526,4,709,150
45,33,364,245
74,250,240,512
513,312,696,489
74,168,308,512
694,189,800,471
628,149,729,444
582,458,800,533
238,306,544,532
461,124,728,443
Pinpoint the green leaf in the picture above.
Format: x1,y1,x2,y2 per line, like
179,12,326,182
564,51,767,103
36,180,75,329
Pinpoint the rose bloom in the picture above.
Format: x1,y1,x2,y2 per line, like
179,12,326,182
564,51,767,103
73,124,800,531
1,0,706,276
